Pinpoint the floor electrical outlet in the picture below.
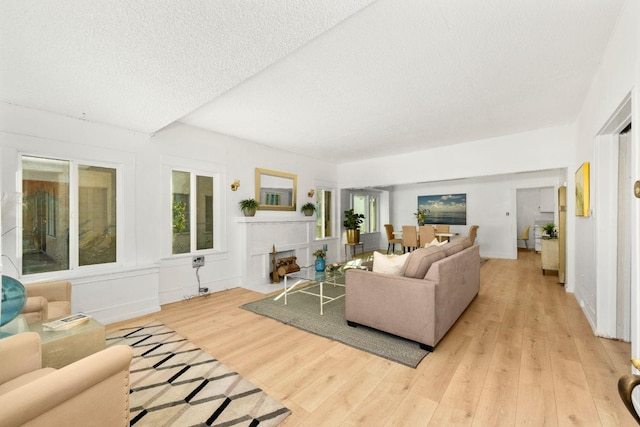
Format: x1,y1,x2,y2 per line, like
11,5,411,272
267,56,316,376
192,256,205,268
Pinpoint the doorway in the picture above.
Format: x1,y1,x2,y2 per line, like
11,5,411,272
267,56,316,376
617,124,632,340
594,95,633,341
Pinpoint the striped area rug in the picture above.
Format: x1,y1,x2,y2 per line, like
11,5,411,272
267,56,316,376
106,323,290,426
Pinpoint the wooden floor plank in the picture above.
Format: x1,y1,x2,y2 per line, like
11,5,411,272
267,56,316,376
105,250,633,426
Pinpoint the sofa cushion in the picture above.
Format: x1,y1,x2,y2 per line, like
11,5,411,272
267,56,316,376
373,252,410,276
402,246,446,279
459,237,473,249
442,239,466,256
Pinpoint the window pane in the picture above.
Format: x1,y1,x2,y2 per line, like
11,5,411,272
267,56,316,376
78,165,117,266
369,197,377,233
196,175,213,250
353,195,366,232
172,170,190,254
22,156,70,274
315,189,332,239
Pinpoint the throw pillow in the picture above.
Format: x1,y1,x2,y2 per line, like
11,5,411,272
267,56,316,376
372,252,410,276
401,246,447,279
424,238,448,248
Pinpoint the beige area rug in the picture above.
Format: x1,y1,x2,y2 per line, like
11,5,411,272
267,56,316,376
106,323,290,426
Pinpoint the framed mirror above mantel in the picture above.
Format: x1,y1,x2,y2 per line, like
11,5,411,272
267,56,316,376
255,168,297,211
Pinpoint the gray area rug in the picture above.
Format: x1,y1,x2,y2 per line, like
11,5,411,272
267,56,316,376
241,282,429,368
106,323,290,426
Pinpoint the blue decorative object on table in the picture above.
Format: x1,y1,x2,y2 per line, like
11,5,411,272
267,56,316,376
1,275,27,326
315,257,326,272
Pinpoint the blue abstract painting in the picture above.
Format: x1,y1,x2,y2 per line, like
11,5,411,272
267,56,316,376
417,193,467,225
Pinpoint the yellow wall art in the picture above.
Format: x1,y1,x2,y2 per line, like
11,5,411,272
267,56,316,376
575,162,590,217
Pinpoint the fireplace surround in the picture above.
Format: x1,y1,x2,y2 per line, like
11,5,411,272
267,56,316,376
237,216,315,292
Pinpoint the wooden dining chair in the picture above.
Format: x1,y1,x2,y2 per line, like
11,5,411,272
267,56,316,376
468,225,479,245
384,224,404,254
518,225,531,250
401,226,419,252
418,225,436,248
434,224,450,233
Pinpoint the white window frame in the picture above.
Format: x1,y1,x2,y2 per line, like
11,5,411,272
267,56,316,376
164,161,225,257
18,154,124,278
315,187,335,240
351,191,379,234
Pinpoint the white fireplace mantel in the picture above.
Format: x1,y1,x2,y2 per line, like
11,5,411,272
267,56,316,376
237,216,315,292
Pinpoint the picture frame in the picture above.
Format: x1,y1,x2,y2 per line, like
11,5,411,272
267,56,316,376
575,162,590,217
417,193,467,225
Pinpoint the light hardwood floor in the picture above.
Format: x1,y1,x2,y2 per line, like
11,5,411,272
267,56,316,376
107,249,635,426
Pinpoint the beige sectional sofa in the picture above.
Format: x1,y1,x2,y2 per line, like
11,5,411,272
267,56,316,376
345,238,481,351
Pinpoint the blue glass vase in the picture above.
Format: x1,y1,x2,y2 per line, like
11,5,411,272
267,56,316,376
1,275,27,326
315,257,326,272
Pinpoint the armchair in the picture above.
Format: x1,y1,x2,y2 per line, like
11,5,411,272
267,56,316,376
21,280,71,324
0,332,132,427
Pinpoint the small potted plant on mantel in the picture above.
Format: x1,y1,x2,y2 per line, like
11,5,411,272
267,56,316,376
301,202,316,216
239,198,259,217
343,209,365,244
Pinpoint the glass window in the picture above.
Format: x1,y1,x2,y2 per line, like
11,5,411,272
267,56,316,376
78,165,117,266
21,156,119,275
171,170,214,254
196,175,213,250
22,157,70,274
369,196,378,233
351,192,378,233
171,170,190,254
315,189,333,239
353,195,367,232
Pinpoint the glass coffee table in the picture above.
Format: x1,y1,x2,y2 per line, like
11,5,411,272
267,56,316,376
276,261,368,315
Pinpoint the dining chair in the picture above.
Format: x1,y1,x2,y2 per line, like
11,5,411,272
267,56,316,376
468,225,479,245
434,224,450,233
401,226,419,252
384,224,404,254
418,225,436,247
518,225,531,249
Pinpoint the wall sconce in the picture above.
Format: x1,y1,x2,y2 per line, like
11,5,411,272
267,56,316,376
307,189,315,198
230,180,240,191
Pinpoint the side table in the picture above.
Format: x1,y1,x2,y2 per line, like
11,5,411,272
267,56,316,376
344,242,364,260
29,318,106,368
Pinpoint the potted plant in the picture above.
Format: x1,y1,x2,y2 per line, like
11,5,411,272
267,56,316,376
313,248,326,272
414,207,429,226
239,198,259,217
343,209,365,244
542,223,556,238
301,202,316,216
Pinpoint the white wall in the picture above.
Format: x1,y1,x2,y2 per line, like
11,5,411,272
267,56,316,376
386,171,564,259
337,124,574,189
571,0,639,343
0,105,339,323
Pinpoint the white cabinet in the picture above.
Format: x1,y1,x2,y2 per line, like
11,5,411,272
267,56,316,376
539,187,555,212
534,225,543,252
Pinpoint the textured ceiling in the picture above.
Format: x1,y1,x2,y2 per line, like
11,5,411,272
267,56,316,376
1,1,625,164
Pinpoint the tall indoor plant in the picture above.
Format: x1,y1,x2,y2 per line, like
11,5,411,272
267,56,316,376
343,209,365,244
